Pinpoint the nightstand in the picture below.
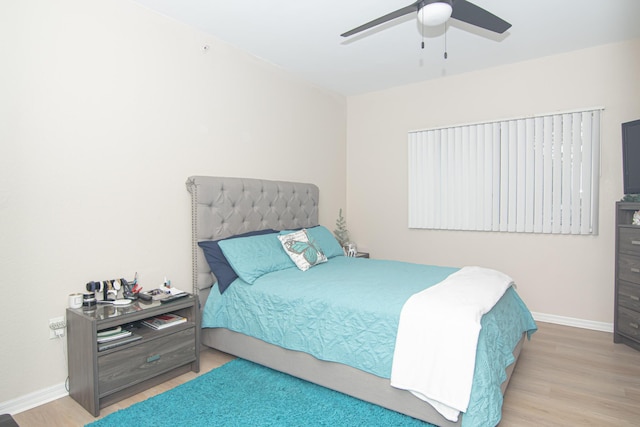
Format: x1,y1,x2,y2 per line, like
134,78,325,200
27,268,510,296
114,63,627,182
66,295,200,416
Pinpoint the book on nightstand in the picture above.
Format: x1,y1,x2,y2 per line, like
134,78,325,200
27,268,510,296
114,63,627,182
142,313,187,330
97,328,132,343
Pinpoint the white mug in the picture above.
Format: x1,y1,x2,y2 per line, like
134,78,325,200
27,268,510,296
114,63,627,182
68,293,83,309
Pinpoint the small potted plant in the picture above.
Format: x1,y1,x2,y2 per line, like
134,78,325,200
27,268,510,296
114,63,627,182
334,209,357,256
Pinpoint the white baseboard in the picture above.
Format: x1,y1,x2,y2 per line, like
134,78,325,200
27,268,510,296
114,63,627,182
0,382,68,415
0,313,613,415
531,312,613,333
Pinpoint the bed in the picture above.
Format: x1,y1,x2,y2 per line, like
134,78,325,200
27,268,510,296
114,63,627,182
186,176,536,427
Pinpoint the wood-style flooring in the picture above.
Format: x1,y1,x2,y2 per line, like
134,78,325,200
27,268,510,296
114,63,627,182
12,322,640,426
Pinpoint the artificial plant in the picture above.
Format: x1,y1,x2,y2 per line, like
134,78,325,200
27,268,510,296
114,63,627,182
333,208,349,247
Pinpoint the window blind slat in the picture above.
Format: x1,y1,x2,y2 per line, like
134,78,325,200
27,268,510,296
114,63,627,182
445,129,454,230
552,115,563,234
478,127,486,230
561,114,572,234
516,120,526,232
580,112,593,234
468,126,477,231
491,123,501,231
534,117,544,233
499,122,509,231
461,126,471,230
454,128,463,230
525,118,535,232
591,110,601,235
508,121,518,232
571,113,582,235
407,134,422,227
543,116,553,233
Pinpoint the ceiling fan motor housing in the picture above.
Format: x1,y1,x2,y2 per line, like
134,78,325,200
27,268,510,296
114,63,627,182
417,0,453,26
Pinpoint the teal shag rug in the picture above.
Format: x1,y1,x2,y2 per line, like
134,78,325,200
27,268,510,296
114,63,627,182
88,358,434,427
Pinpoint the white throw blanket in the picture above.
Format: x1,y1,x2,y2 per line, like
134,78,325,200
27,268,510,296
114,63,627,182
390,266,513,422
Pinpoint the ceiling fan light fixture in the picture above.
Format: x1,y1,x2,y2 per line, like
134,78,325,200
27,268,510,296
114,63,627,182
417,2,453,27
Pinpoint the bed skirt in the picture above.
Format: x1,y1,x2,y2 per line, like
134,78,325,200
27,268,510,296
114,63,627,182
201,327,525,427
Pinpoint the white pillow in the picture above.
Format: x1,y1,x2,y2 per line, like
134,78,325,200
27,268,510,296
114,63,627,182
277,229,327,271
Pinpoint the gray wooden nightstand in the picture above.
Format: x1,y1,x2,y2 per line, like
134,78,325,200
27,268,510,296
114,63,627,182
66,295,200,416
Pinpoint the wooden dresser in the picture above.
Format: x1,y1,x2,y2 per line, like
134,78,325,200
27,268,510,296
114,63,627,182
614,202,640,351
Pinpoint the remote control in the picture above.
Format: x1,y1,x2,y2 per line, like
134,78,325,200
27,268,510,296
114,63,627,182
138,292,152,301
160,292,189,303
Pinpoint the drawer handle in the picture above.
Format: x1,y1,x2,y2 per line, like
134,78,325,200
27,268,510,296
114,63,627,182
631,268,640,274
630,323,639,329
631,295,640,301
146,354,161,363
632,240,640,246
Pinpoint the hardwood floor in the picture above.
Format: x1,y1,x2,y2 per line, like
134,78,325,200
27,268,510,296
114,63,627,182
13,322,640,426
501,322,640,426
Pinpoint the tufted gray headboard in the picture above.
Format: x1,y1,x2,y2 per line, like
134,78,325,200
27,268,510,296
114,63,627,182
186,176,319,296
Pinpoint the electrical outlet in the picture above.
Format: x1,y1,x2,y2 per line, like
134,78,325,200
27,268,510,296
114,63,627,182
49,316,66,339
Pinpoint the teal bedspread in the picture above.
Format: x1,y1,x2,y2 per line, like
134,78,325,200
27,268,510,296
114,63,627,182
202,257,536,426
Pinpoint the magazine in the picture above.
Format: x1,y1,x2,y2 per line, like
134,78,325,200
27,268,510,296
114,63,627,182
142,313,187,330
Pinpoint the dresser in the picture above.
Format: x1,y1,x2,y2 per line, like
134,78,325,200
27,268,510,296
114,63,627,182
614,202,640,351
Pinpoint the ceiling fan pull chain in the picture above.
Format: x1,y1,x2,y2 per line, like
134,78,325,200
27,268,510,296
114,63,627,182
421,7,425,49
444,21,448,59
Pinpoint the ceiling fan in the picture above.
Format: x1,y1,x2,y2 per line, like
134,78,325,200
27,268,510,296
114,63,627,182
341,0,511,37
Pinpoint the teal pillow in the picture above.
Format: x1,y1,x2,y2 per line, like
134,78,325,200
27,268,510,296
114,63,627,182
198,229,277,294
280,226,344,259
218,233,295,284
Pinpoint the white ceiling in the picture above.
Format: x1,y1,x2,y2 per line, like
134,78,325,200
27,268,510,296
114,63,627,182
132,0,640,96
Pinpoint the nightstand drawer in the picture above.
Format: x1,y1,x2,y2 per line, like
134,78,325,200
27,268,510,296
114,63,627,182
617,307,640,340
619,280,640,312
98,328,196,396
619,227,640,256
618,254,640,284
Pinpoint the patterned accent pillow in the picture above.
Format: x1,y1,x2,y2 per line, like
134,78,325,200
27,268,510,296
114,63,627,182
277,229,327,271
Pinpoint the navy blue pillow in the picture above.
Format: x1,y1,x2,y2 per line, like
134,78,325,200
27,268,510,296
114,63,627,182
198,229,277,294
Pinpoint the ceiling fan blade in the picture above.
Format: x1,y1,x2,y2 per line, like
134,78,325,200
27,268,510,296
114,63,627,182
451,0,511,34
341,3,420,37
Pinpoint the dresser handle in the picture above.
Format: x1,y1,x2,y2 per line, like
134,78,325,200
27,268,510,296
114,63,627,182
632,240,640,245
630,295,640,301
630,323,639,329
146,354,161,363
631,268,640,274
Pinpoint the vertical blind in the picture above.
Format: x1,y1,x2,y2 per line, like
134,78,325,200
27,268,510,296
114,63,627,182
408,108,601,235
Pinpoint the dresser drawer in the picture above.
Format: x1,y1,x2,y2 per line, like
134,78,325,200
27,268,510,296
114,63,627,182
618,280,640,312
98,328,196,396
618,254,640,285
619,227,640,256
617,306,640,340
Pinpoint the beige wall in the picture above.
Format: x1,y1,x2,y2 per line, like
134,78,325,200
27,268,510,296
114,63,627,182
0,0,346,402
346,39,640,325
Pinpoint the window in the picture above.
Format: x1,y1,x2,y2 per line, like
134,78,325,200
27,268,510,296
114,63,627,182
408,108,602,235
